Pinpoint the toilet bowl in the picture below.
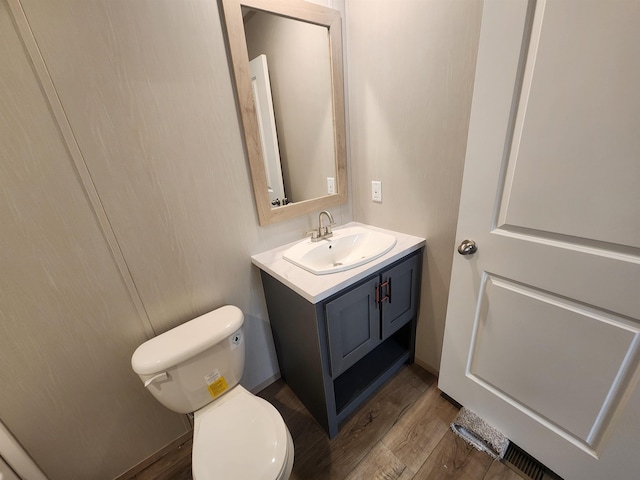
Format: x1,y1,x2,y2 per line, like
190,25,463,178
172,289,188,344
193,385,294,480
131,305,293,480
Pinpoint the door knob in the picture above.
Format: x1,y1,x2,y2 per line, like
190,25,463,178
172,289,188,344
457,239,478,255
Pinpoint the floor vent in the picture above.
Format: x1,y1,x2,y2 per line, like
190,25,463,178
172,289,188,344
502,442,563,480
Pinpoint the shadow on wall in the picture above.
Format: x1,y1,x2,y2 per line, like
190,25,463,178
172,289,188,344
243,312,280,389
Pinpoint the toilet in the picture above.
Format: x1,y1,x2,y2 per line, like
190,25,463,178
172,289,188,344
131,305,294,480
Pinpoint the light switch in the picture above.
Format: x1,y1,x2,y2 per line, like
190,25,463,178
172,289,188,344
327,177,336,195
372,181,382,202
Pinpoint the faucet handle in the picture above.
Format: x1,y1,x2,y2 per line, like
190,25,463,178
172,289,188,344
324,223,335,235
306,229,319,242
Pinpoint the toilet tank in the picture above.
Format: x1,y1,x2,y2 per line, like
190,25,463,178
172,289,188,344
131,305,245,414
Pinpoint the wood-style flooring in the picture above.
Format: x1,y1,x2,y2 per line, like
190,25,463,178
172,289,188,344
129,365,526,480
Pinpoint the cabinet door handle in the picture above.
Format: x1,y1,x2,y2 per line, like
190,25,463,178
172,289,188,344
387,278,392,303
375,284,384,305
379,280,390,304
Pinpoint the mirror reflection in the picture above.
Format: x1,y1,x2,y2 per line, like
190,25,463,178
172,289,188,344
243,9,336,208
221,0,347,225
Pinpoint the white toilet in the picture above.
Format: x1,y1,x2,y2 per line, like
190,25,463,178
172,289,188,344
131,305,294,480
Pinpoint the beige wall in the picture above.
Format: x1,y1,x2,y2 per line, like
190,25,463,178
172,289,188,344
0,3,190,478
1,0,349,478
346,0,483,371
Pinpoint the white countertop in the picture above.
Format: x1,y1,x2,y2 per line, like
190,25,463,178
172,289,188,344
251,222,425,303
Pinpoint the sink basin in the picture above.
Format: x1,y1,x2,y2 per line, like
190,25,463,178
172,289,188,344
283,226,397,275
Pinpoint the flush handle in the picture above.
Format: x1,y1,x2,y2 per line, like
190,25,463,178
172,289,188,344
144,372,168,388
457,239,478,256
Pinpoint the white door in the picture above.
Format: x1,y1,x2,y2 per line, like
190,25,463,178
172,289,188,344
439,1,640,479
249,54,286,205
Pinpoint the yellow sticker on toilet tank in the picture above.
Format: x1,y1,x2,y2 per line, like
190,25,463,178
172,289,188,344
207,376,228,399
204,369,229,399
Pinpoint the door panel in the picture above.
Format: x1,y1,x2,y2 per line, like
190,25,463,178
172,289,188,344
469,275,637,446
499,0,640,248
439,1,640,478
381,253,420,339
326,277,380,377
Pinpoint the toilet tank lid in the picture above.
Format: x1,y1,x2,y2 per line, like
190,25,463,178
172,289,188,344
131,305,244,375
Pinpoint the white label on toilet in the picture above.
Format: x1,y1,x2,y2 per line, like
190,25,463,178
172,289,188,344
204,369,221,385
229,329,242,350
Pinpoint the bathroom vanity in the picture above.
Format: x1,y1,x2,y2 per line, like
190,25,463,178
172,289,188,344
252,223,425,437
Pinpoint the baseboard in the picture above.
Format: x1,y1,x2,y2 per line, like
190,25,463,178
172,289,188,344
250,372,281,394
113,430,193,480
414,357,439,377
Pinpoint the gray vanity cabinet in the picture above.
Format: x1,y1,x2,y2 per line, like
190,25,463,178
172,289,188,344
259,249,423,438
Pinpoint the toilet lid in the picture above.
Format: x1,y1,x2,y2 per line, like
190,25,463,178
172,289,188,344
192,387,289,480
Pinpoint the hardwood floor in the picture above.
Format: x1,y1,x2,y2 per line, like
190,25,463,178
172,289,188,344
130,365,525,480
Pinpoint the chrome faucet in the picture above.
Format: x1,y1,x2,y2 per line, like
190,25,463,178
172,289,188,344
308,210,335,242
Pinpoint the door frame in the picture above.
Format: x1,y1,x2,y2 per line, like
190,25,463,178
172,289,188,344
0,421,47,480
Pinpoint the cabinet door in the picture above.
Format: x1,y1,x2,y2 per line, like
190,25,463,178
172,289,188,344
381,253,420,339
325,277,380,377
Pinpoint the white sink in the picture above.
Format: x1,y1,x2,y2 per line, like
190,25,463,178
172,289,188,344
283,226,397,275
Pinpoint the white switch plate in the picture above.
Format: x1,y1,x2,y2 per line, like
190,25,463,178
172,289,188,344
372,180,382,202
327,177,336,195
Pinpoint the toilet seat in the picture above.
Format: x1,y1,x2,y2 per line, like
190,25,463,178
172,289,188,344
192,385,293,480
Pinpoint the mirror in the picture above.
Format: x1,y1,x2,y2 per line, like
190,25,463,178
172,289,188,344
220,0,347,225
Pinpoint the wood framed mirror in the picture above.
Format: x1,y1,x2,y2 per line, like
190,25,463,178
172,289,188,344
220,0,347,225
